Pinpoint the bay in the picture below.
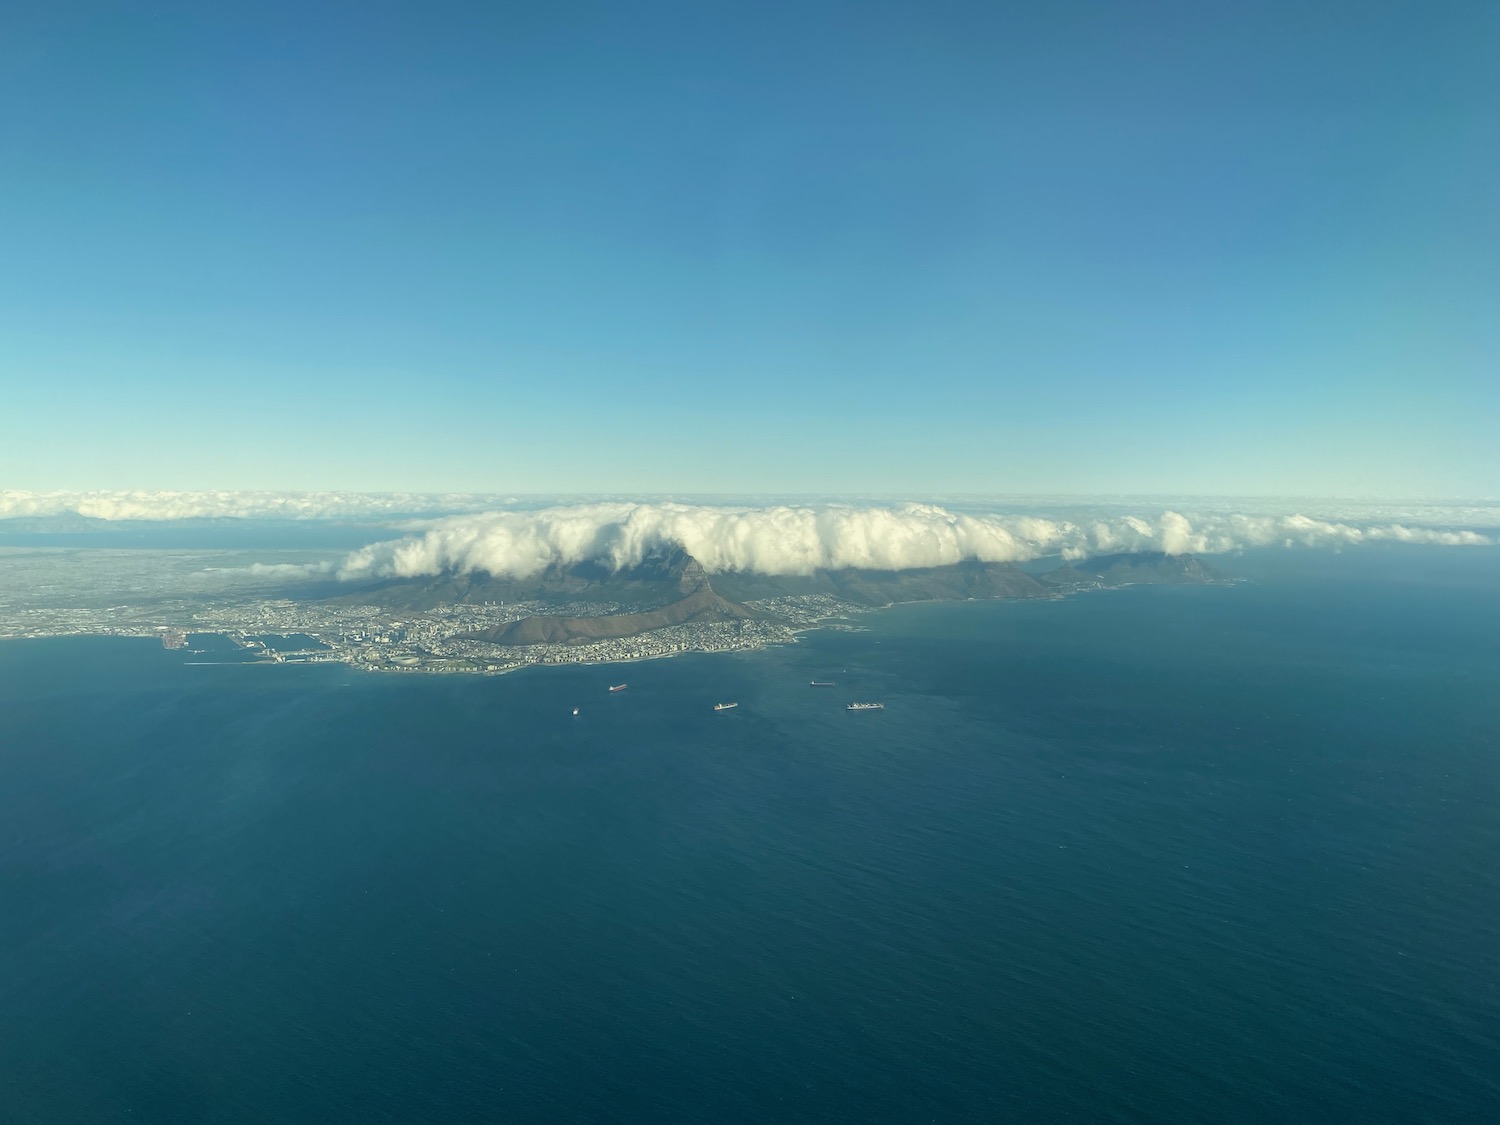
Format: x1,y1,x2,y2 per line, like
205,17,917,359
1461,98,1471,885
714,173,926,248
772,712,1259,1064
1,552,1497,1122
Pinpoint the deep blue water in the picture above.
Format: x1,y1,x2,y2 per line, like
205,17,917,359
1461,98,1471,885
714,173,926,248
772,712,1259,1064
2,552,1497,1123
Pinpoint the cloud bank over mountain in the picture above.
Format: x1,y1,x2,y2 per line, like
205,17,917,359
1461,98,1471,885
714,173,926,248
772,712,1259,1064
3,492,1491,578
333,502,1492,580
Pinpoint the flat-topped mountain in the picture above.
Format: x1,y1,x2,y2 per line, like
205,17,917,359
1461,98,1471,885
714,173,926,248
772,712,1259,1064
331,547,709,611
329,548,1230,645
460,556,1056,647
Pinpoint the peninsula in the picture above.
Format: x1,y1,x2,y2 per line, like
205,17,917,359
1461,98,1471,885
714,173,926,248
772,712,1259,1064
263,549,1229,673
0,546,1230,675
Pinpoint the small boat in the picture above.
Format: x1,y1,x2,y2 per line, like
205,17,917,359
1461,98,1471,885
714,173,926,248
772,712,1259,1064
608,684,627,693
712,702,738,711
571,707,580,716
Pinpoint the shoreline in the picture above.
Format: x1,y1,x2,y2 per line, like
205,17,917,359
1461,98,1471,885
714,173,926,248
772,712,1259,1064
0,580,1244,677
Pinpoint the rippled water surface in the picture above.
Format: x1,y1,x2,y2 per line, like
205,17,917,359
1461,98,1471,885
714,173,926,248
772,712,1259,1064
2,551,1497,1122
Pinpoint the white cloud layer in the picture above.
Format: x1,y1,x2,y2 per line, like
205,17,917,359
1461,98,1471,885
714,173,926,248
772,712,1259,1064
0,490,511,521
333,502,1494,580
3,492,1492,578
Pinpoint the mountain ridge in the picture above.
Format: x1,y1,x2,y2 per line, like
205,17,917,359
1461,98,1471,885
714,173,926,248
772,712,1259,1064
326,549,1230,647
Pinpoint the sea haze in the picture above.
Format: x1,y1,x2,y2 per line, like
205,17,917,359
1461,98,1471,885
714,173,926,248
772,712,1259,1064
1,548,1496,1123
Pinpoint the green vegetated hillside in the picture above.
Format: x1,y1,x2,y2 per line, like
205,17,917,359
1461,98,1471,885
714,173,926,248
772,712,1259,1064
467,583,751,645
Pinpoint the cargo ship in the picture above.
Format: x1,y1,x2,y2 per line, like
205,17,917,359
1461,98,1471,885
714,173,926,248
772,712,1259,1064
846,702,884,711
810,681,836,687
608,684,627,693
712,702,738,711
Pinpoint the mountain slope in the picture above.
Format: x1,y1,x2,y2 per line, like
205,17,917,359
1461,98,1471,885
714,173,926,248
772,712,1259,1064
324,549,1231,641
466,582,753,646
329,547,709,611
712,559,1050,606
1071,552,1229,585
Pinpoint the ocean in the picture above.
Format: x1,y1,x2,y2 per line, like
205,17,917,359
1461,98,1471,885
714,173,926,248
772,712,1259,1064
2,549,1497,1123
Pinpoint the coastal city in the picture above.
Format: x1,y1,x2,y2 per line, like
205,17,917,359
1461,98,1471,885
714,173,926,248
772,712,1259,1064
185,597,812,674
0,549,864,674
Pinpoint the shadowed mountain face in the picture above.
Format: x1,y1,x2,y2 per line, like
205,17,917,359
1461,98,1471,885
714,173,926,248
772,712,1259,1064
329,549,1231,645
462,557,1057,646
331,547,709,611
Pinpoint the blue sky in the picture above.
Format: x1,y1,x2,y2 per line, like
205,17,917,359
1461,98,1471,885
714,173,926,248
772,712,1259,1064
2,0,1495,497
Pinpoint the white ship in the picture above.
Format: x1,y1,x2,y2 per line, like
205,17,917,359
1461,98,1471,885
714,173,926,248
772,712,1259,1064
608,684,627,693
713,702,738,711
846,702,884,711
